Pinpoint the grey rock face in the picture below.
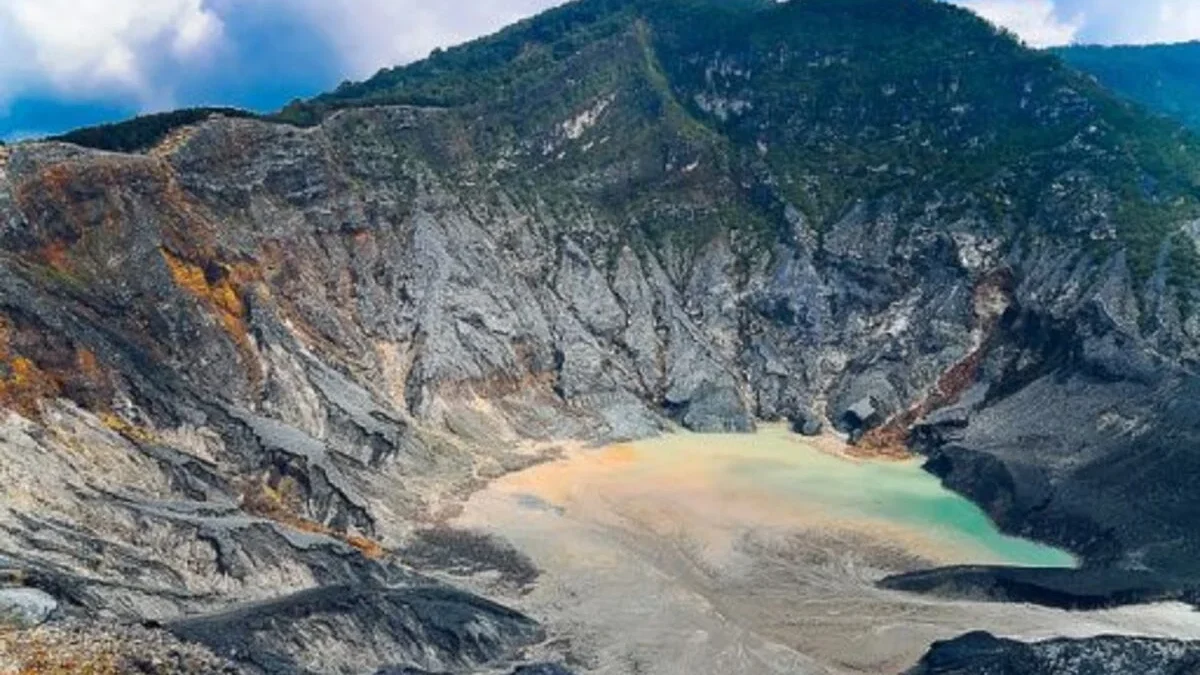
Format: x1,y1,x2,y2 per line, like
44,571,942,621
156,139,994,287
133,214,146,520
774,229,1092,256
170,585,543,675
908,631,1200,675
0,2,1199,671
0,101,1197,672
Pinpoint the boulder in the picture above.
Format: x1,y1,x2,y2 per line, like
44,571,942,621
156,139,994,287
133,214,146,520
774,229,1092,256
839,397,883,433
0,587,58,627
669,383,755,433
789,411,824,437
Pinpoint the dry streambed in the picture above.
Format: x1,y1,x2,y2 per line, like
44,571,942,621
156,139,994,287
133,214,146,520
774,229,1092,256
449,426,1200,674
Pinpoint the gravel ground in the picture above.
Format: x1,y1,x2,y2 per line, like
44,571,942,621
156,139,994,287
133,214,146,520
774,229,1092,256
0,620,239,675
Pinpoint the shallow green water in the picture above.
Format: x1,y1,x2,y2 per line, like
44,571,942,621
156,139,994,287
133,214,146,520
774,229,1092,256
653,426,1079,568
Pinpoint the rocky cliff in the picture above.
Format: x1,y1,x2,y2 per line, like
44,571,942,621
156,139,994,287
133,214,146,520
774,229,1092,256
908,632,1200,675
2,0,1200,672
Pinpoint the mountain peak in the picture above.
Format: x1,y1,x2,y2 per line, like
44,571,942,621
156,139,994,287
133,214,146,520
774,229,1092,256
5,1,1200,674
47,0,1200,292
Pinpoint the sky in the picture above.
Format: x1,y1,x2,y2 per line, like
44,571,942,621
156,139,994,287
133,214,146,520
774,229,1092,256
1,0,1199,140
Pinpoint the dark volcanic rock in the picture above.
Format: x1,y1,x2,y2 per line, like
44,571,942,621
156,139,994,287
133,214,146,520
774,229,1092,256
789,410,824,437
879,565,1200,611
511,665,576,675
907,631,1200,675
838,396,884,439
375,663,575,675
2,0,1200,671
902,306,1200,583
877,276,1200,611
169,585,543,675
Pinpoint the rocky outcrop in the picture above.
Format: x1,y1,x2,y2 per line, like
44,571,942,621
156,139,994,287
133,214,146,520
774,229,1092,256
788,410,824,437
884,297,1200,602
1,0,1199,672
169,585,544,675
879,565,1200,611
0,587,57,626
908,632,1200,675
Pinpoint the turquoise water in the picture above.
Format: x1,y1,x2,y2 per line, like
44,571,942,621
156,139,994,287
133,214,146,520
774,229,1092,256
501,425,1078,569
641,426,1079,569
727,453,1078,568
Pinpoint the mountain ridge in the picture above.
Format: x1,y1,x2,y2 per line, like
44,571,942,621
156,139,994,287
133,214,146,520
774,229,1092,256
48,0,1200,292
1054,41,1200,132
2,0,1200,672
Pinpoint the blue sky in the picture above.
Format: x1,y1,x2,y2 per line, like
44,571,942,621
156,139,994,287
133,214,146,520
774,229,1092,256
954,0,1200,47
1,0,1198,141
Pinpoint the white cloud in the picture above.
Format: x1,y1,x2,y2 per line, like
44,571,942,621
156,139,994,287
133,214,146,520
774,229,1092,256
953,0,1082,47
0,0,575,114
283,0,564,78
0,0,222,106
1126,0,1200,43
954,0,1200,46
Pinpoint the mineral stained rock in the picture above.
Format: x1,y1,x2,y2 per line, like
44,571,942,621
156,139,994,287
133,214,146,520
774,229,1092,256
2,0,1200,672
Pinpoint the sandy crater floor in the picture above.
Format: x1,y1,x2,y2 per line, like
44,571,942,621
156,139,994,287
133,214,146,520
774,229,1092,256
453,426,1200,674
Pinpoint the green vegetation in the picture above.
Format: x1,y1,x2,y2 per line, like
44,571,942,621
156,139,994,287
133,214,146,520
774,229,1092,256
646,0,1200,285
49,107,257,153
275,0,770,125
42,0,1200,295
1054,42,1200,132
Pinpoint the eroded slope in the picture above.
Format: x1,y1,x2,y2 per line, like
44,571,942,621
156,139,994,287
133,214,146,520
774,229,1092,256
1,0,1200,672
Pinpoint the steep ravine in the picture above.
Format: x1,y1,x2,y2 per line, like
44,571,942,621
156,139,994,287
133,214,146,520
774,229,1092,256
2,0,1200,672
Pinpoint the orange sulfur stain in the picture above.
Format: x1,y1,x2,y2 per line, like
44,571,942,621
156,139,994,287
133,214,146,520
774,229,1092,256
98,413,158,445
854,425,914,460
160,248,259,359
240,477,385,560
0,317,120,418
0,317,62,417
855,269,1014,460
345,534,386,559
36,239,72,274
503,443,644,506
598,444,639,466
